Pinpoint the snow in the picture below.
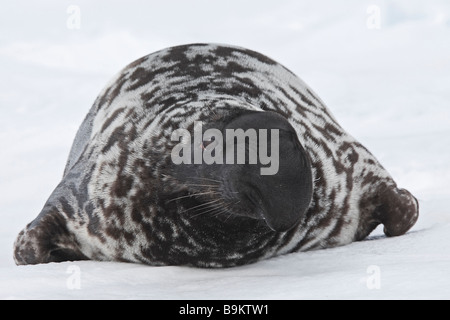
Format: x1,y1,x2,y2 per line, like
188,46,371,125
1,0,449,299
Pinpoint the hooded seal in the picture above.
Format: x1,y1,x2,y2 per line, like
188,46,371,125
13,44,418,267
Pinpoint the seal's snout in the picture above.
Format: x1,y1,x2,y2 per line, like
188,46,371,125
224,111,314,232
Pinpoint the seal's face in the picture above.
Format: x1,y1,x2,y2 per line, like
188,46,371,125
169,109,313,232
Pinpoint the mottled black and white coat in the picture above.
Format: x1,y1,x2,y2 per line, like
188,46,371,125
14,44,418,267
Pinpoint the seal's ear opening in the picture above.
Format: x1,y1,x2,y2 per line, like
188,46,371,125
223,111,313,232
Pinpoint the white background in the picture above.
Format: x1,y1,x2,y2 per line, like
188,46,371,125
0,0,449,299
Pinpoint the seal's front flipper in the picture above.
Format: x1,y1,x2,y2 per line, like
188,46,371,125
13,204,87,265
375,186,419,237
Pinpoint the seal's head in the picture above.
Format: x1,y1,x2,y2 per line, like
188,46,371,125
170,109,313,232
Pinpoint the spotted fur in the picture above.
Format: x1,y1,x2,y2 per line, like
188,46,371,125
14,44,418,267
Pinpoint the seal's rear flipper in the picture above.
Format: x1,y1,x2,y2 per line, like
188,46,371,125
13,206,87,265
357,183,419,241
376,186,419,237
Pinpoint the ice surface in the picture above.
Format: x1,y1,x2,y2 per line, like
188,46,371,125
0,0,449,299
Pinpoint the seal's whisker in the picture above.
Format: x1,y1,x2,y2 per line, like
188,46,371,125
197,198,238,219
212,205,233,218
190,201,227,218
222,200,242,222
187,177,222,183
168,191,220,203
181,198,223,213
184,183,220,188
224,212,234,223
